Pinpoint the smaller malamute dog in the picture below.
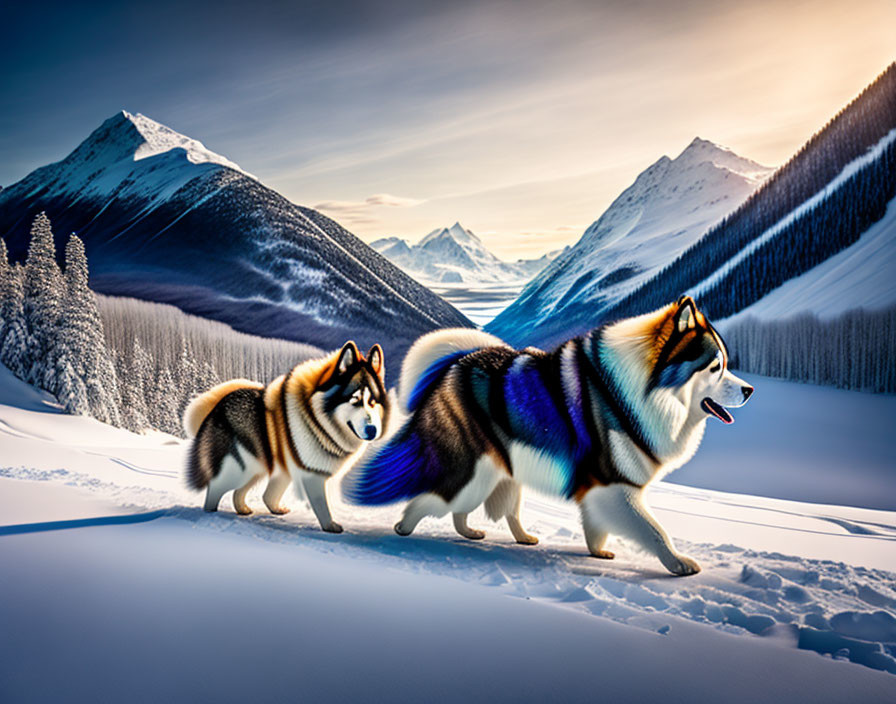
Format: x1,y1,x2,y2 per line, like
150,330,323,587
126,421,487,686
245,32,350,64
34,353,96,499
343,296,752,574
184,342,389,533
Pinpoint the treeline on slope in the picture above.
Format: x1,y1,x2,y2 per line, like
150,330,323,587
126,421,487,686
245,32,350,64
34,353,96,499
720,308,896,393
97,296,320,388
0,213,319,436
698,138,895,319
602,62,896,323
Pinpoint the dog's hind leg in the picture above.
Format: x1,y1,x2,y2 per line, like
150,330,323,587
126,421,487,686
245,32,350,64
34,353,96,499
453,513,485,540
395,493,448,536
233,471,262,515
579,501,613,558
203,452,242,512
503,481,538,545
204,483,226,512
263,468,292,515
582,484,700,575
485,479,538,545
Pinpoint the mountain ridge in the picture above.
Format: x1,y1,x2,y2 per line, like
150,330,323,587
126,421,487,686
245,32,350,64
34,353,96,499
0,111,471,373
488,137,773,344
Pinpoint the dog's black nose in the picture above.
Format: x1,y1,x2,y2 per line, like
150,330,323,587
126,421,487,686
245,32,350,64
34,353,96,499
364,426,377,440
742,386,754,401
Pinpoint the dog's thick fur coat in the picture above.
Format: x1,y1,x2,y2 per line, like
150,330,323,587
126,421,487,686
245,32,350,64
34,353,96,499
344,297,752,574
185,342,388,532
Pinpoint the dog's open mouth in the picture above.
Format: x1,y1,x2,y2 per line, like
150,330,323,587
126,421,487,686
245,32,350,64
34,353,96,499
702,397,734,424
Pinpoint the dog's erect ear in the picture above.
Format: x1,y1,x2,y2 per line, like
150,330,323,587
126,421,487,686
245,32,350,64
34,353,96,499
336,341,359,375
367,344,384,377
675,296,697,333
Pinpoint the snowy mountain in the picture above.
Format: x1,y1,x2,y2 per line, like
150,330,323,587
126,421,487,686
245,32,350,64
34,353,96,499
489,65,896,392
487,138,772,345
371,222,557,285
0,111,471,372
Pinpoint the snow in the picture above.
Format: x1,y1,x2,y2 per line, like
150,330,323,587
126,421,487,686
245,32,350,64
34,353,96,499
489,139,772,341
1,363,895,699
125,111,249,174
372,222,558,287
372,222,561,324
692,129,896,305
719,194,896,323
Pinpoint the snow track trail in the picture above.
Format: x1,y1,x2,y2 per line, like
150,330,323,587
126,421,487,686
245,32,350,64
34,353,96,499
1,365,895,690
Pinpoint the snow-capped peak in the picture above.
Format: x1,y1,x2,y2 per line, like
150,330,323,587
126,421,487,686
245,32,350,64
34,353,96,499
673,136,772,183
62,111,251,178
122,111,249,175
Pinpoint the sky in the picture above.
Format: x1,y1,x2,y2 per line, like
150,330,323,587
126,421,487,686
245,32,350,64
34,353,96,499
1,0,894,259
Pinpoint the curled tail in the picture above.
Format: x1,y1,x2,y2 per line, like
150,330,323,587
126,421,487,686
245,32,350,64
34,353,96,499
182,378,263,438
185,437,211,490
342,425,434,505
399,328,506,411
344,328,507,505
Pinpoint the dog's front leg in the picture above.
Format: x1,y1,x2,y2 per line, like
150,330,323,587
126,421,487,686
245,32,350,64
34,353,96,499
301,471,342,533
582,484,700,576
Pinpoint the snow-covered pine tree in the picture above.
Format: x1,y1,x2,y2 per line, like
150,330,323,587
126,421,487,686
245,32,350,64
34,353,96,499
0,238,7,332
113,340,150,432
0,258,28,377
22,212,64,388
173,339,200,420
61,234,121,425
147,363,180,435
52,354,89,415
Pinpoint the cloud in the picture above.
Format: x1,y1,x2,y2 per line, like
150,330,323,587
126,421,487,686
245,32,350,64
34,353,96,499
315,193,425,212
314,192,425,226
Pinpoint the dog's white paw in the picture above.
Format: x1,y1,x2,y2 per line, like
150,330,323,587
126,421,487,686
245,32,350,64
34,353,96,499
667,553,701,576
589,549,614,559
268,506,290,515
516,533,539,546
462,528,486,540
322,522,343,534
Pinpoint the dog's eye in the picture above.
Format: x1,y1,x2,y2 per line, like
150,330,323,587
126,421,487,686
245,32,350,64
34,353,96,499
709,362,721,373
367,397,376,408
350,396,362,406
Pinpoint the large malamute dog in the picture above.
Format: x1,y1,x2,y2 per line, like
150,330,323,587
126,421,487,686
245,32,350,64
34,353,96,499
184,342,389,533
344,297,752,574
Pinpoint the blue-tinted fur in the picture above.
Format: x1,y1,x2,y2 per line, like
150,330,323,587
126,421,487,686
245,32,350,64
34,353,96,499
406,350,471,412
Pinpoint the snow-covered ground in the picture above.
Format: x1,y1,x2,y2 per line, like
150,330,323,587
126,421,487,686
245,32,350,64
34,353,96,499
1,365,895,702
719,193,896,323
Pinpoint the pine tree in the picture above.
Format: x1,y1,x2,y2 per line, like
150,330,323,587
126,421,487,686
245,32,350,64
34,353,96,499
22,212,64,388
148,364,180,435
60,234,121,424
0,260,28,377
0,238,7,332
173,339,200,421
115,340,150,432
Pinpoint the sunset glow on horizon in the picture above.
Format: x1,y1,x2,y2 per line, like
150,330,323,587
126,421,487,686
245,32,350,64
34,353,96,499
2,0,894,259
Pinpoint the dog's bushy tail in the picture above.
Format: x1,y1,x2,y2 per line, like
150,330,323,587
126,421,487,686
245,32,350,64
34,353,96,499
182,379,263,438
399,328,506,411
185,436,212,490
342,424,436,505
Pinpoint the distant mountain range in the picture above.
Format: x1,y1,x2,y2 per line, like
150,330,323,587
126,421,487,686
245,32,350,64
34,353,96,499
488,137,773,344
371,222,560,285
490,63,896,391
0,111,471,371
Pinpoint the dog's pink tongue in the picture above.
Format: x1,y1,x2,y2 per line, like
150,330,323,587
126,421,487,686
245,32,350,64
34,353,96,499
702,398,734,424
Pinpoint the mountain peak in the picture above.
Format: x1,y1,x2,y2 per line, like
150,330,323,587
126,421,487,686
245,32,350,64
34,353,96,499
673,136,772,181
67,110,250,177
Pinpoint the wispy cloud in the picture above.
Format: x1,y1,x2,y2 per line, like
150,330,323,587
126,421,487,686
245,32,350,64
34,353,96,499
314,193,425,228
